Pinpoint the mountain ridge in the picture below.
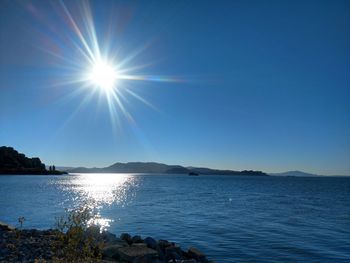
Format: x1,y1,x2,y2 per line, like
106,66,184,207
67,161,267,176
269,170,320,177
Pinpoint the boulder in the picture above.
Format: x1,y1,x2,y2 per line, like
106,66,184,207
157,246,166,261
120,232,133,244
167,251,182,260
0,222,15,231
144,237,157,249
158,239,171,249
165,244,183,260
117,246,158,262
102,244,124,260
132,235,143,243
102,231,125,245
187,247,207,262
132,243,148,248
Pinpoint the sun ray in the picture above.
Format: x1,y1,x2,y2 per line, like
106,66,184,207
124,88,158,111
59,0,96,62
28,0,187,133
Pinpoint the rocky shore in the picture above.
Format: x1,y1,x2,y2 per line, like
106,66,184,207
0,222,214,263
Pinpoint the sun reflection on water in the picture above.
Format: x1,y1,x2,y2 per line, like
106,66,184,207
56,173,139,231
71,173,137,206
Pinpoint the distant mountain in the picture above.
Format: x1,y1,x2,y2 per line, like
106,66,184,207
269,170,319,177
189,167,266,176
68,162,267,176
49,166,75,171
0,146,66,175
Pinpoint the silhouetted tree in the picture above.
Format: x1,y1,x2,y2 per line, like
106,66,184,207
49,166,52,172
53,165,56,171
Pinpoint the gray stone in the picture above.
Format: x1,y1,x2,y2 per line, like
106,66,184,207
102,231,124,245
132,243,148,248
0,222,15,231
157,246,166,261
102,244,124,260
158,239,171,249
188,247,207,262
0,247,10,256
132,235,143,243
168,251,182,260
144,236,157,249
120,232,133,244
165,244,183,260
117,246,158,262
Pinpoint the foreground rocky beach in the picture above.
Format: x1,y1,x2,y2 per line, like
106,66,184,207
0,222,213,263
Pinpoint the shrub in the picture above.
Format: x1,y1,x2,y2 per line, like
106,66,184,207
53,206,103,262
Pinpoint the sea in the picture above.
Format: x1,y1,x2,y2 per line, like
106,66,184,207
0,174,349,262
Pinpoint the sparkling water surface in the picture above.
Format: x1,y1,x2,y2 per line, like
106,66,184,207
0,174,349,262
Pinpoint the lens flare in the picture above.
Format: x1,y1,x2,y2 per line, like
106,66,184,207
88,60,118,91
29,1,184,132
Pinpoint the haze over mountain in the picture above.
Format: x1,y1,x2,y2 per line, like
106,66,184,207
67,162,267,176
269,171,320,177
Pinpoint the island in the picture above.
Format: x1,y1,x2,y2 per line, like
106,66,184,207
0,146,67,175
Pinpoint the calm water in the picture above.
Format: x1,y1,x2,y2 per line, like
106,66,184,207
0,174,349,262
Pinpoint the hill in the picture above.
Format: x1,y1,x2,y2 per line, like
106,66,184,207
69,162,267,176
0,146,66,175
269,170,319,177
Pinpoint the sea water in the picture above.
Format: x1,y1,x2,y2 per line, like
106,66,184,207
0,174,349,262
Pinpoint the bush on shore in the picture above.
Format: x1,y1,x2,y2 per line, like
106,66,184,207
53,206,103,262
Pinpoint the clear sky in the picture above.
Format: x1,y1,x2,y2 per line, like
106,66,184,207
1,0,349,175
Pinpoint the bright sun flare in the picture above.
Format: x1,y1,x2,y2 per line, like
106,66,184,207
89,61,118,91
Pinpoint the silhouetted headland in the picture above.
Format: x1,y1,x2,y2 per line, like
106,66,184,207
0,146,67,175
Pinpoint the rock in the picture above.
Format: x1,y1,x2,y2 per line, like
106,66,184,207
117,246,158,262
0,225,212,263
168,251,182,260
187,247,208,262
132,243,148,248
132,235,143,243
157,246,166,261
144,237,157,249
0,222,15,231
0,247,10,256
102,231,124,245
165,244,183,260
120,232,133,244
158,239,171,249
102,244,124,260
27,229,41,237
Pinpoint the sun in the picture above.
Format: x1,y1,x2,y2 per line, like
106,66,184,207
88,60,118,91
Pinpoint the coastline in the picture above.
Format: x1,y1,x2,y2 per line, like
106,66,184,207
0,222,213,263
0,170,67,175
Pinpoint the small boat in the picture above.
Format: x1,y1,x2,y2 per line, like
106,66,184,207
188,171,199,176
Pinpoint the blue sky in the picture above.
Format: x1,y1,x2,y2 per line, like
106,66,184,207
0,0,349,175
